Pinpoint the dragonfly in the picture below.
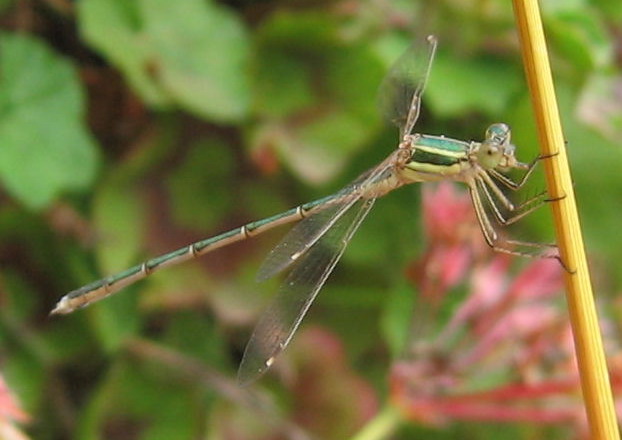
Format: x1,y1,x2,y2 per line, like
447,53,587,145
52,36,559,385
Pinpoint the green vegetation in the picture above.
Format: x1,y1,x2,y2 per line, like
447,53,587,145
0,1,620,439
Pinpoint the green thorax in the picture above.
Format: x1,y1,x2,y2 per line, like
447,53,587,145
401,134,473,181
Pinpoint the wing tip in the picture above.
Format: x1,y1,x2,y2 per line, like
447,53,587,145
237,355,272,387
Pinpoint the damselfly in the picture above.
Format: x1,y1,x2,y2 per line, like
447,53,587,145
52,36,559,384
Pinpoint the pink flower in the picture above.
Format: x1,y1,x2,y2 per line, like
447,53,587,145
0,374,30,440
407,182,483,301
390,182,621,437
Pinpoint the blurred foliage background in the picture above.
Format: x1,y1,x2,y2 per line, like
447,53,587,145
0,0,621,439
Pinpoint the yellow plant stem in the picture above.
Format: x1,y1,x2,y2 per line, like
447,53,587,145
512,1,620,438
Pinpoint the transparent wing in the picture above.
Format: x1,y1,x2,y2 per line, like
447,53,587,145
377,35,437,138
238,198,376,385
256,152,398,282
256,194,362,282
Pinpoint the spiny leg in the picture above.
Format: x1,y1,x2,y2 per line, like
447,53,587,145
476,172,550,227
474,176,558,248
483,153,568,226
489,151,559,191
467,181,560,261
475,176,511,225
468,182,500,246
504,239,557,250
505,238,572,273
480,168,551,215
478,169,515,211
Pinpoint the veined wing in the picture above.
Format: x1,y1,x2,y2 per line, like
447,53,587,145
254,36,434,283
377,35,437,138
255,193,362,283
256,151,399,282
238,197,376,385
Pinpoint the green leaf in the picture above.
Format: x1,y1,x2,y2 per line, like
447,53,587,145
90,293,141,352
3,350,46,415
380,281,417,358
142,394,196,440
556,83,622,283
163,312,227,366
87,172,144,352
0,33,99,210
79,0,250,122
426,50,522,118
165,138,234,231
0,0,14,13
252,50,314,118
93,175,146,274
576,73,622,142
546,9,612,72
251,12,384,184
591,0,622,22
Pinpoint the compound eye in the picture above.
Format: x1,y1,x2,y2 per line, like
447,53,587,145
485,123,510,144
